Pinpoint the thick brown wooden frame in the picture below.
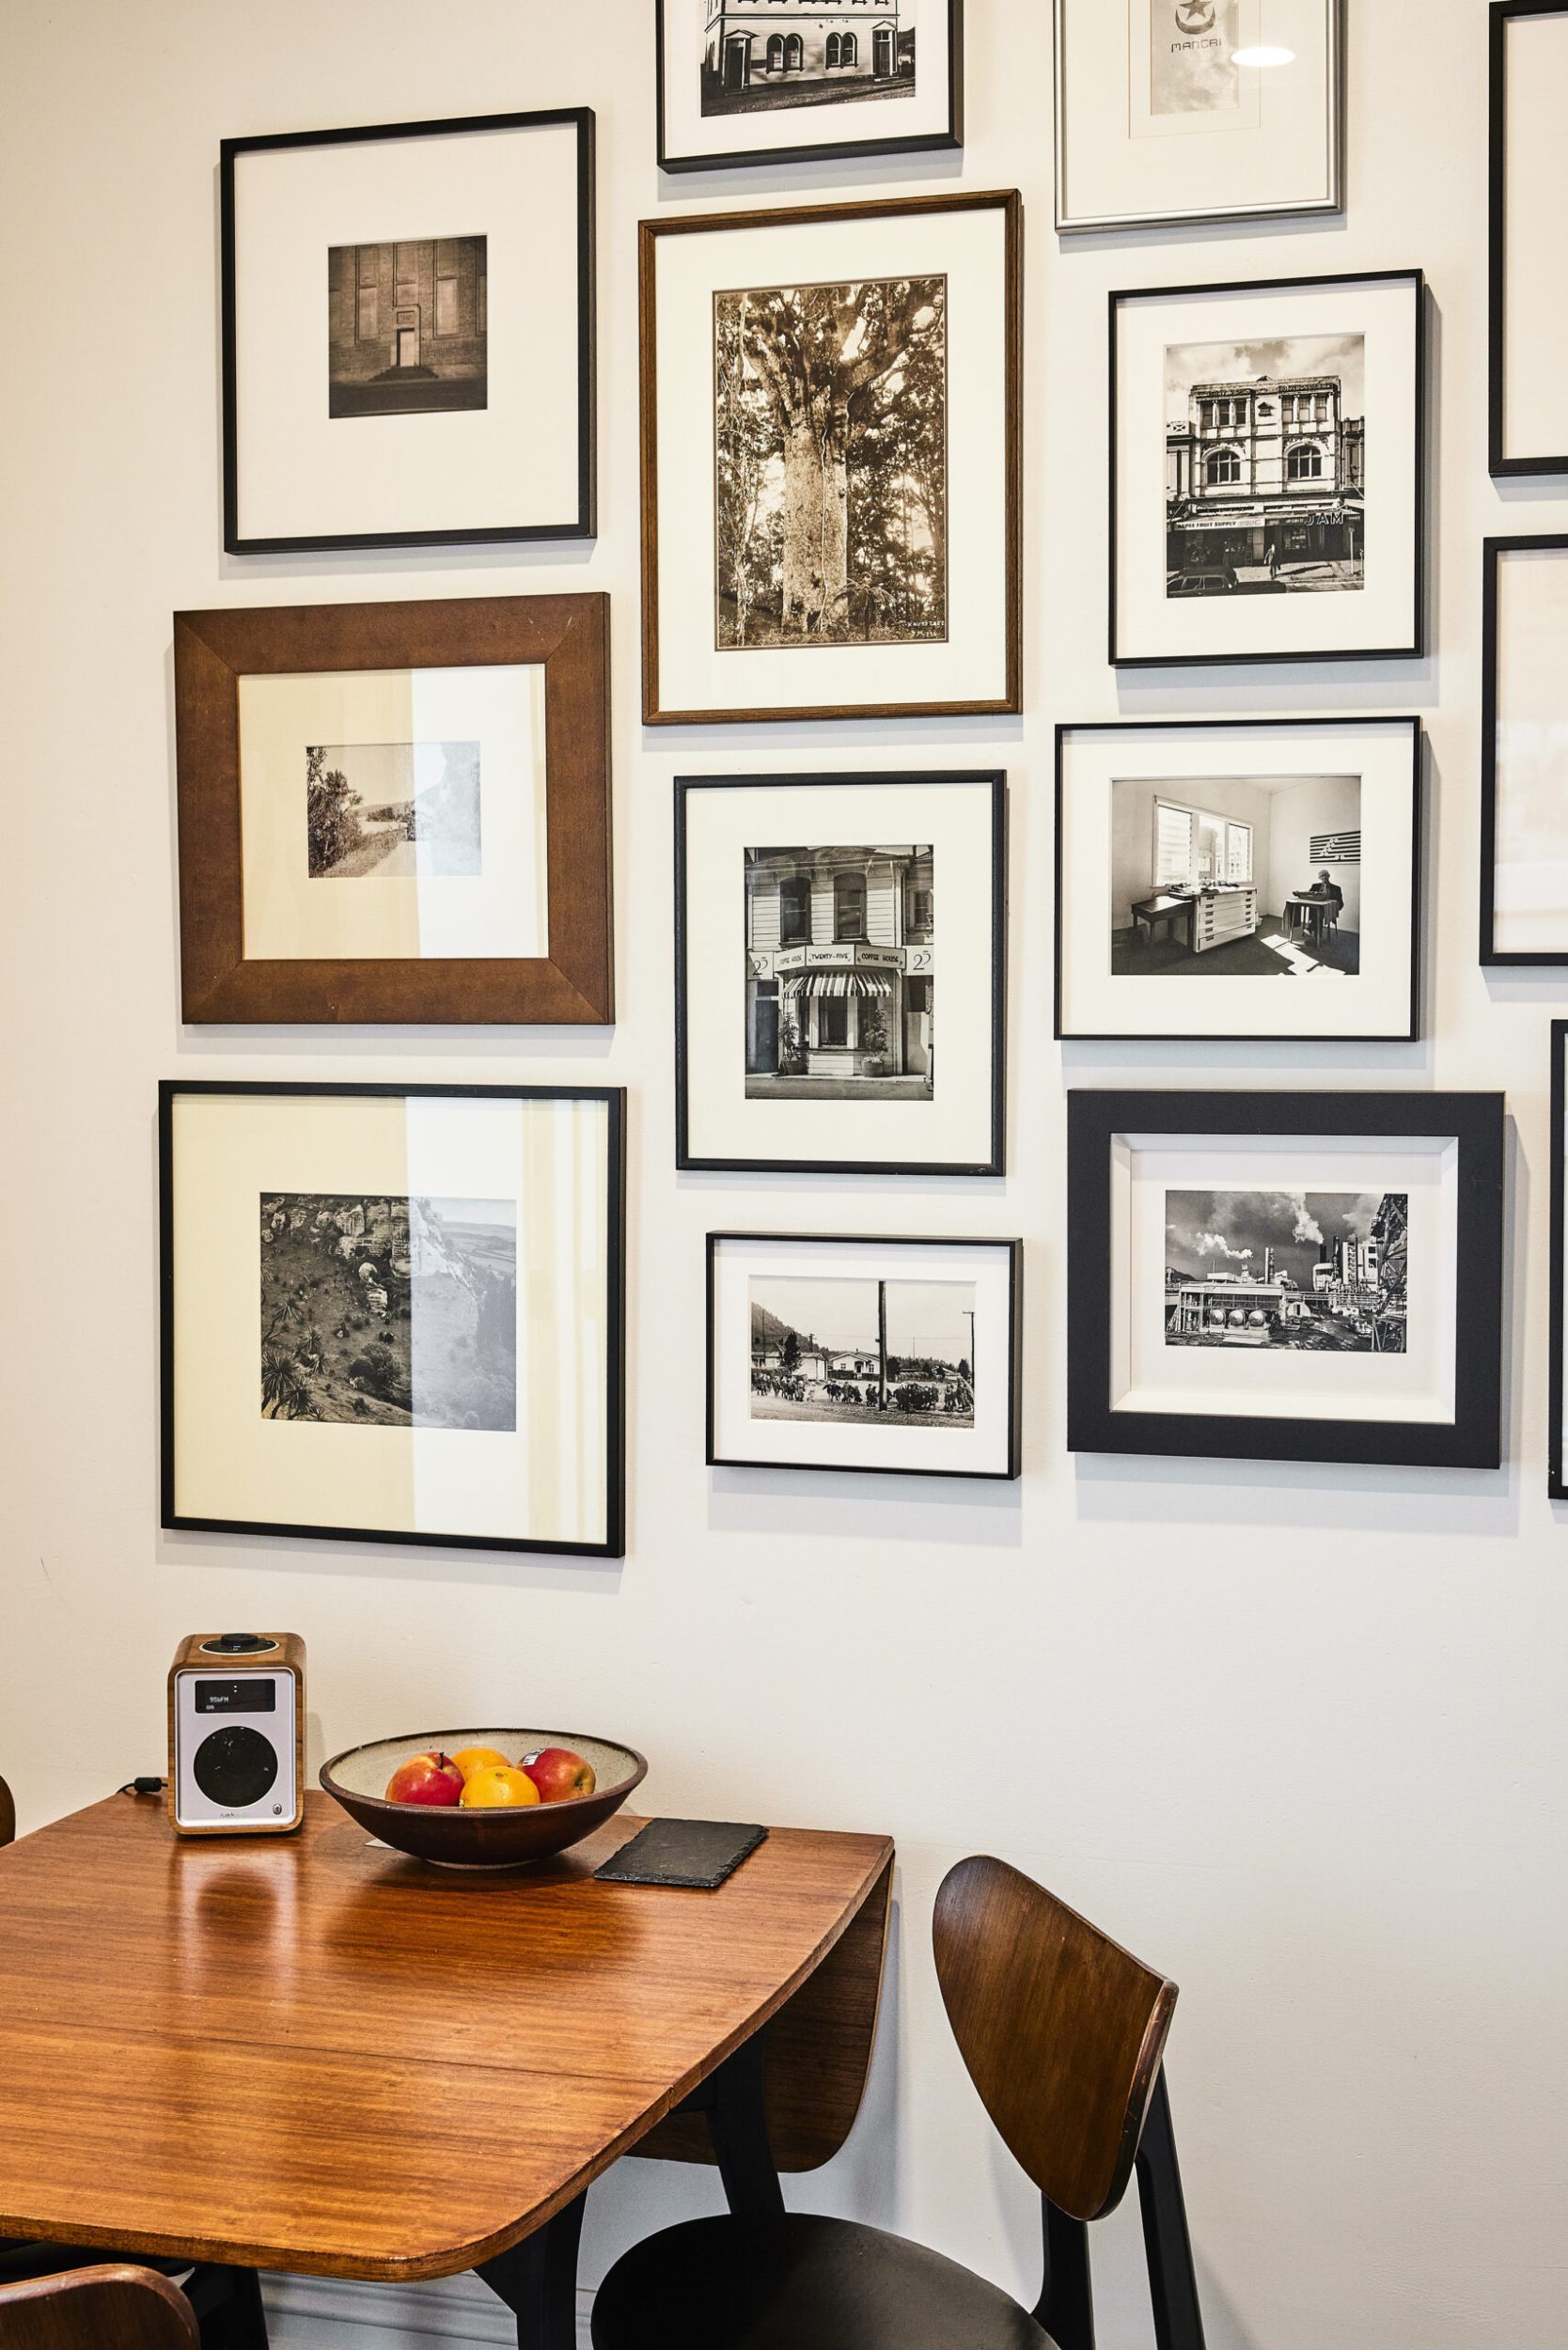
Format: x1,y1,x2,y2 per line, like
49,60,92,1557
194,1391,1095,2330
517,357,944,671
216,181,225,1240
638,191,1024,727
174,595,613,1025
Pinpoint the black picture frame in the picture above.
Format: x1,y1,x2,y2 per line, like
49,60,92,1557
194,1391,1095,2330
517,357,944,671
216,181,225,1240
1548,1025,1568,1498
1066,1089,1505,1472
160,1081,627,1559
1108,268,1428,670
220,108,597,555
706,1232,1024,1481
1053,716,1425,1044
1489,2,1568,477
1480,533,1568,965
655,0,964,175
675,771,1007,1177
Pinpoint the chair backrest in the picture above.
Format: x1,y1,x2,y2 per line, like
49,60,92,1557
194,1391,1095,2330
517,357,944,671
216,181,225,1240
0,1777,13,1850
0,2265,198,2350
933,1856,1176,2224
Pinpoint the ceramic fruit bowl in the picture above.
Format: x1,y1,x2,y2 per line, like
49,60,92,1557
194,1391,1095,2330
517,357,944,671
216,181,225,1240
320,1729,647,1870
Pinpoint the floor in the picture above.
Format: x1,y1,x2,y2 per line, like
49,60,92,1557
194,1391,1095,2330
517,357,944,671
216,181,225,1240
1112,918,1359,980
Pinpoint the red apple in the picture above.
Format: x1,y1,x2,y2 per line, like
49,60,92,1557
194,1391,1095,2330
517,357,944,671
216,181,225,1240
384,1751,463,1807
519,1746,597,1803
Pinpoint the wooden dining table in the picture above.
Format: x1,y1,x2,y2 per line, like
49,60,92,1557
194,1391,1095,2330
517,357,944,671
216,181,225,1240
0,1793,893,2346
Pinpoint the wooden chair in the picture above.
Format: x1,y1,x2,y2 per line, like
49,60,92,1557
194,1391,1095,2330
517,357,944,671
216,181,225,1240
0,2264,197,2349
0,1778,14,1851
589,1856,1206,2350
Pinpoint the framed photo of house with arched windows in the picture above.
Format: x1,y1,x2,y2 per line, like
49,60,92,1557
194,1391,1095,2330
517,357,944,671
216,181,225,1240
657,0,963,174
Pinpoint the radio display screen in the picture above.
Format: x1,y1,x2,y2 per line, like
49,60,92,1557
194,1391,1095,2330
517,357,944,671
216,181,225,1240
195,1679,276,1715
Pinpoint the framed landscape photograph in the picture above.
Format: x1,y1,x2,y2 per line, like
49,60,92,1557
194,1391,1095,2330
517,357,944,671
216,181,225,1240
1066,1091,1505,1472
708,1233,1022,1480
222,109,595,553
173,595,612,1026
1490,3,1568,474
1111,271,1425,668
161,1083,626,1558
1056,0,1343,233
677,770,1005,1175
1480,536,1568,963
658,0,963,174
1056,717,1422,1042
639,190,1022,724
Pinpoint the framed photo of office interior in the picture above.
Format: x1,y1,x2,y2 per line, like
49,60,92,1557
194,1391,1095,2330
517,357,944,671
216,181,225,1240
639,190,1022,725
1110,270,1425,667
161,1082,627,1558
1055,0,1343,233
221,108,596,553
1490,2,1568,474
1065,1090,1505,1473
1055,717,1422,1042
708,1232,1023,1480
657,0,964,174
1480,536,1568,963
677,771,1004,1176
172,595,613,1026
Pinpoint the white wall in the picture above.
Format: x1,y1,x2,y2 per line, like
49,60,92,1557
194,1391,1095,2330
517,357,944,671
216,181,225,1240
2,6,1565,2348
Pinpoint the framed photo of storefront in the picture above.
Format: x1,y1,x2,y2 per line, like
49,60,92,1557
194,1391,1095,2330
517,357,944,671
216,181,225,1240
1066,1090,1505,1473
1111,270,1425,669
708,1232,1023,1480
677,771,1005,1176
1056,0,1343,233
1490,3,1568,474
1056,717,1422,1042
657,0,964,174
221,109,595,553
640,191,1022,725
173,595,612,1026
161,1082,626,1559
1481,535,1568,963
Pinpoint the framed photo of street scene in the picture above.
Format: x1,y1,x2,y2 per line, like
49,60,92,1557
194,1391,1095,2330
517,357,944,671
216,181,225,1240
173,595,612,1026
1490,4,1568,475
658,0,963,174
1056,0,1343,234
1055,717,1422,1042
161,1083,626,1559
1110,270,1425,668
708,1233,1023,1480
639,191,1022,725
677,771,1005,1176
221,109,595,553
1066,1090,1505,1472
1480,536,1568,963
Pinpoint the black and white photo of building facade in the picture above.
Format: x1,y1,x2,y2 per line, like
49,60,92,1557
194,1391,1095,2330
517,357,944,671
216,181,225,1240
327,237,487,419
745,843,934,1098
750,1273,974,1427
701,0,915,117
1165,1191,1408,1354
1166,335,1365,595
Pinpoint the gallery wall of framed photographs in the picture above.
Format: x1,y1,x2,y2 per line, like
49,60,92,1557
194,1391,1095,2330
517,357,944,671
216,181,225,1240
6,7,1568,2345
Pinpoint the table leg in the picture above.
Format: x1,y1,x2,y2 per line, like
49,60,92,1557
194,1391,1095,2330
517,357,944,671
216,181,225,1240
478,2191,588,2350
698,2031,786,2222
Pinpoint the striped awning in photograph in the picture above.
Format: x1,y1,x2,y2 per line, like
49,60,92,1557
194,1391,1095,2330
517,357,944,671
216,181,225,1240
784,971,895,998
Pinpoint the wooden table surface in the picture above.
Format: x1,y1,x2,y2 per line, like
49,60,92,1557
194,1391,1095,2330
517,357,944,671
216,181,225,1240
0,1794,892,2282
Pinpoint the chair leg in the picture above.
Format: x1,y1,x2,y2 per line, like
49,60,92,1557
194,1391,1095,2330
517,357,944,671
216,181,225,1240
1033,2199,1093,2350
194,2267,270,2350
478,2191,588,2350
1135,2071,1207,2350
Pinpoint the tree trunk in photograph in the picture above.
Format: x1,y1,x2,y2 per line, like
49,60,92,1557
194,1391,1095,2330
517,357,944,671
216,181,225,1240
782,416,849,637
878,1281,888,1411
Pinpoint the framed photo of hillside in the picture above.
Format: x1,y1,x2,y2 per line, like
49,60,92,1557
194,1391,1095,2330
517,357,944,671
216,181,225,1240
639,191,1022,724
221,108,596,553
160,1083,627,1558
657,1,963,174
172,595,612,1026
708,1232,1023,1480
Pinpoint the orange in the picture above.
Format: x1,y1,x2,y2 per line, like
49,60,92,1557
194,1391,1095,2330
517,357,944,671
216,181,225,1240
451,1745,511,1783
459,1765,541,1810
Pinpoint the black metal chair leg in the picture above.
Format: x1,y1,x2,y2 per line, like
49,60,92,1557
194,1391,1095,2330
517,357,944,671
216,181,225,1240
1136,2071,1207,2350
478,2191,588,2350
1033,2198,1094,2350
698,2032,785,2223
191,2266,270,2350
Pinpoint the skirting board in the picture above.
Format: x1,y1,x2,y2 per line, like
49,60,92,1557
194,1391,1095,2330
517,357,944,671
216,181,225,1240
262,2270,593,2348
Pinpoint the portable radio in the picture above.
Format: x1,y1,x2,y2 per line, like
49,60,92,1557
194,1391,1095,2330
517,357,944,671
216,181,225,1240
167,1634,306,1836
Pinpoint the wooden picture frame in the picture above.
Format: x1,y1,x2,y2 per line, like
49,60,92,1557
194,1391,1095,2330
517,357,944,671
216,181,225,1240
639,190,1023,726
174,594,613,1026
1066,1089,1505,1473
1490,2,1568,476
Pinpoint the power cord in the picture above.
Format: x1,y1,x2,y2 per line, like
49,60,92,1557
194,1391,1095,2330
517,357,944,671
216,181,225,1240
118,1777,166,1797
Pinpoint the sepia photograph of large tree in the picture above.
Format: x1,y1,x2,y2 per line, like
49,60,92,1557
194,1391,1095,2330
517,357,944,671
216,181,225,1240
713,273,948,650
